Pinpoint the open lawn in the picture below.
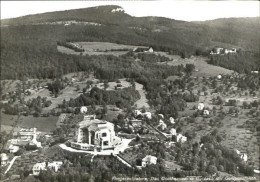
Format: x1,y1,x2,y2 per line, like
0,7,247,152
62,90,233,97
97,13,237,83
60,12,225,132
24,86,82,112
58,42,148,56
219,116,259,169
134,82,150,109
18,115,58,132
156,52,234,77
1,111,58,132
95,79,131,91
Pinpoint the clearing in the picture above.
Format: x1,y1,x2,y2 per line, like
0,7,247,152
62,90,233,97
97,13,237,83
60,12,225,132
58,42,147,56
156,52,234,77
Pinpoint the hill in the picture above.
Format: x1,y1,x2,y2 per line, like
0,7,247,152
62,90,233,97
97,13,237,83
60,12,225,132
1,5,259,79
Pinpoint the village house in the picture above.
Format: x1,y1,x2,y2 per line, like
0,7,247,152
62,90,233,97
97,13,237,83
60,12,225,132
80,106,88,113
158,114,164,119
169,117,175,124
198,103,205,111
18,128,42,147
1,153,9,167
210,47,236,55
177,134,187,143
217,74,222,79
170,128,177,136
18,128,37,141
32,161,63,175
70,115,122,151
158,119,167,131
9,144,20,153
235,149,248,162
203,110,210,116
142,155,157,167
134,110,152,120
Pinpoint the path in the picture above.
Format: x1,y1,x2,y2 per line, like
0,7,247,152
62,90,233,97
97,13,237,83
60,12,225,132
134,82,149,109
59,138,133,155
114,155,133,168
4,156,20,175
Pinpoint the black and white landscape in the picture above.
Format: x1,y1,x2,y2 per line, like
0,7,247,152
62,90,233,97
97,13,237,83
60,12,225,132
0,3,260,182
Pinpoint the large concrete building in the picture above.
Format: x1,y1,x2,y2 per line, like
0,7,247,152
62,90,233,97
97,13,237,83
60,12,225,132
70,115,121,151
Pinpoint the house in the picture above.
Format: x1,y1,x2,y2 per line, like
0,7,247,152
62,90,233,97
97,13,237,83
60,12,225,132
241,153,248,162
235,149,247,162
177,134,187,143
142,155,157,167
71,115,121,151
158,119,167,130
32,162,46,175
80,106,88,114
169,117,175,124
9,144,19,153
143,112,152,119
32,161,63,175
1,153,9,167
18,128,37,141
111,8,124,13
170,128,176,136
224,48,236,54
217,74,222,79
198,103,205,111
158,114,164,119
18,128,41,147
134,110,142,117
203,110,210,116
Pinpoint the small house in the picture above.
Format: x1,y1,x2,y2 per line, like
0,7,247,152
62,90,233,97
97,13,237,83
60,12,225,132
1,153,9,166
142,155,157,167
198,103,205,111
177,134,187,143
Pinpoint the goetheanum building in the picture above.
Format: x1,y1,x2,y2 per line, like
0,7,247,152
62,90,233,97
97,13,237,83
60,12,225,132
70,115,122,151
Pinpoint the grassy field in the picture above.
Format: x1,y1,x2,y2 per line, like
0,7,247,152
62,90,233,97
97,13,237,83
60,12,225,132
156,52,234,77
134,82,150,109
95,78,131,91
1,111,58,132
58,42,147,56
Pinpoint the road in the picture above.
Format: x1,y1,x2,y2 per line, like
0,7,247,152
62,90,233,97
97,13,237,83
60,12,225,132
134,82,150,109
4,156,21,175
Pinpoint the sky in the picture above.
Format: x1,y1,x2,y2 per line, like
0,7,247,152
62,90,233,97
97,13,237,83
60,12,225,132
1,1,259,21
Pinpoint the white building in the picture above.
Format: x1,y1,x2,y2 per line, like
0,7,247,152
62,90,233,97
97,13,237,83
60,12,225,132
1,153,9,167
111,8,124,13
142,155,157,167
80,106,88,114
158,119,167,130
198,103,205,111
170,128,177,136
71,115,121,151
169,117,175,124
143,112,152,119
177,134,187,143
9,145,19,153
217,74,222,79
134,110,142,117
203,110,210,116
158,114,164,119
224,48,236,54
241,153,248,162
32,161,63,175
18,128,37,141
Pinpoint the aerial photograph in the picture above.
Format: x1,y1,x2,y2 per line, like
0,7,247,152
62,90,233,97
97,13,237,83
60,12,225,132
0,1,259,181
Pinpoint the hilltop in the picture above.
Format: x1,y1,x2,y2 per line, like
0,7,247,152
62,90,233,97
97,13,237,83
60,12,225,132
1,5,260,79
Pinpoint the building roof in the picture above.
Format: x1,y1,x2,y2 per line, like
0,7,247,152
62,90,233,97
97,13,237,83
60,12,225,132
79,116,114,131
1,153,8,161
142,155,157,162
